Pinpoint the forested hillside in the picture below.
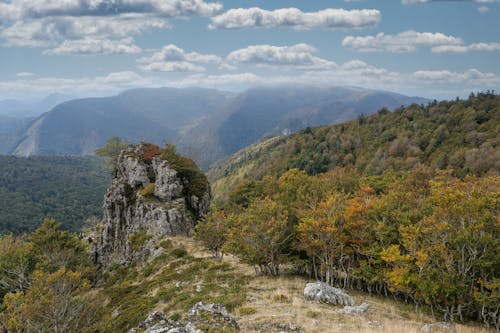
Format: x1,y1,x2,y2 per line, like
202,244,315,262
210,92,499,201
199,93,500,328
0,156,109,234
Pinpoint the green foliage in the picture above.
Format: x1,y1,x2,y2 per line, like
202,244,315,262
224,197,291,276
161,144,208,198
129,229,153,252
140,182,155,196
195,209,229,258
210,92,500,201
0,155,109,234
30,218,90,273
95,136,128,173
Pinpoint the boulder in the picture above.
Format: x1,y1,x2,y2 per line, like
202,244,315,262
129,303,239,333
303,282,354,306
188,302,239,331
337,302,369,315
421,322,456,333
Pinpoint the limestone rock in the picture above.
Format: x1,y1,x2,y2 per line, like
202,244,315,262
337,302,369,315
421,322,456,333
129,303,239,333
91,143,211,268
188,302,239,331
303,282,354,306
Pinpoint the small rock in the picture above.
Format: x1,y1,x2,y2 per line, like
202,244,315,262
337,302,369,315
195,284,203,293
303,282,354,306
188,302,239,331
421,322,456,333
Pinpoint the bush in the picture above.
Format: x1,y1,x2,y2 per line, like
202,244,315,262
140,183,155,197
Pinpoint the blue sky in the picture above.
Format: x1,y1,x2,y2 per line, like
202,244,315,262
0,0,499,100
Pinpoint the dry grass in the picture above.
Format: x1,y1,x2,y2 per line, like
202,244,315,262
169,236,495,333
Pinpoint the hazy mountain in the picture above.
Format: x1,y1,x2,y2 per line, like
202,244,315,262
12,86,427,169
0,93,73,118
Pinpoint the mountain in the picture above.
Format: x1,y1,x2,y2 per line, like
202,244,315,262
0,93,73,118
0,155,109,234
0,116,33,154
12,86,426,169
209,92,499,202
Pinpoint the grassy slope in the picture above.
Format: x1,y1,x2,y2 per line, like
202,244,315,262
101,235,493,333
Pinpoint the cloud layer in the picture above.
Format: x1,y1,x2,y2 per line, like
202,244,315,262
342,31,462,53
209,7,381,30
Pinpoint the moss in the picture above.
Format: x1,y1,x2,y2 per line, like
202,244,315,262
129,229,152,252
140,183,155,197
237,307,257,315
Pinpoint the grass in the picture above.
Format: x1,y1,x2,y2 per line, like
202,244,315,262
95,235,494,333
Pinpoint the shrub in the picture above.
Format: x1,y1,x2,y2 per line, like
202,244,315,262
237,307,257,315
161,144,208,198
129,230,152,252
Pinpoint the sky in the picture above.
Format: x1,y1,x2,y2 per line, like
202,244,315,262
0,0,499,100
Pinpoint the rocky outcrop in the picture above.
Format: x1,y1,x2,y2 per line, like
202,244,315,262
128,302,239,333
304,282,355,306
91,143,211,268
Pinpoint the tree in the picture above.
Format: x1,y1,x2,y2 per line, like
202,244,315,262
1,268,101,333
195,209,230,259
95,136,128,173
30,218,90,273
224,198,291,276
0,235,35,301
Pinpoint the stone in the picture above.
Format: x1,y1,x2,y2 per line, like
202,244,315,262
303,282,354,306
188,302,239,331
337,302,369,315
129,303,240,333
421,322,456,333
90,143,211,268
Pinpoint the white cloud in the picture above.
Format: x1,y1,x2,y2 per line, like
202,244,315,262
0,71,157,98
209,7,381,30
342,30,462,53
1,14,168,47
137,44,221,72
16,72,36,78
403,0,500,4
226,44,337,69
43,37,142,55
432,42,500,53
0,0,222,53
478,6,490,13
412,68,500,85
0,0,222,21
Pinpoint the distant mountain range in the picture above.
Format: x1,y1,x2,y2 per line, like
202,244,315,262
9,86,427,169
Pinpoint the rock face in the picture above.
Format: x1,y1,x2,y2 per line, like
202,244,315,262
91,143,211,268
303,282,355,306
128,302,239,333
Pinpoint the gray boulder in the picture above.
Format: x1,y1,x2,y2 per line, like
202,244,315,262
188,302,239,330
303,282,354,306
337,302,369,315
421,322,456,333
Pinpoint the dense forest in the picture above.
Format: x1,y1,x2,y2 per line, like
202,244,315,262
210,92,499,202
0,156,109,234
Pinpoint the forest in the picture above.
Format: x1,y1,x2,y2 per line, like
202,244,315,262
0,156,109,234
